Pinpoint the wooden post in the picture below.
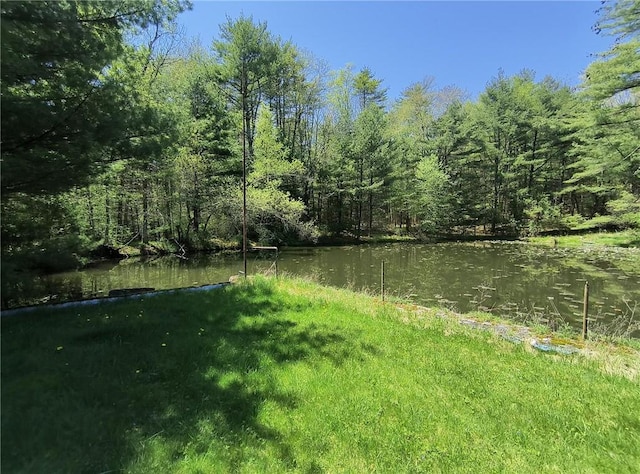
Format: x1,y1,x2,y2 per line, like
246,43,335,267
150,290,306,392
381,260,385,302
582,281,589,340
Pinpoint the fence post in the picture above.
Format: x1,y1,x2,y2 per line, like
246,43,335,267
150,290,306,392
582,281,589,340
381,260,385,302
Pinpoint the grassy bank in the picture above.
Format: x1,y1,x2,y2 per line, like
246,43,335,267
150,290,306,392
527,229,640,248
2,277,639,473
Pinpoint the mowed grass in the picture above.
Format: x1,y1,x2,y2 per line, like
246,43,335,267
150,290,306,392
2,277,639,473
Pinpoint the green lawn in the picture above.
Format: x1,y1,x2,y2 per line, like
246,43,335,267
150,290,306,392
2,277,639,473
527,230,640,248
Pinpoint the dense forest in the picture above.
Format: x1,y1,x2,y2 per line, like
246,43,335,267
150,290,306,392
1,0,639,281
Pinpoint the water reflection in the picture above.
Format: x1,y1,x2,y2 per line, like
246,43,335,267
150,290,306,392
4,243,639,333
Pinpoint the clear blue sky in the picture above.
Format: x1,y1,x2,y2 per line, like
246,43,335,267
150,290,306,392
177,1,613,101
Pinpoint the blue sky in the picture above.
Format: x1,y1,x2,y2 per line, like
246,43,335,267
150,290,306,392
177,1,613,101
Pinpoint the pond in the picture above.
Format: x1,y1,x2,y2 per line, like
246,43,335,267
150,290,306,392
5,242,640,335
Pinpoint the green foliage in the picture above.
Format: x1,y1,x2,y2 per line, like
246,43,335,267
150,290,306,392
566,0,640,230
1,192,93,270
594,0,640,40
327,65,357,125
524,197,564,236
352,101,390,237
251,104,304,186
414,155,456,234
210,16,316,244
3,2,639,286
0,0,192,274
246,186,307,243
437,71,580,234
168,49,236,242
244,105,309,243
386,80,437,231
353,66,387,109
606,190,640,227
213,14,279,157
1,192,94,307
0,0,190,196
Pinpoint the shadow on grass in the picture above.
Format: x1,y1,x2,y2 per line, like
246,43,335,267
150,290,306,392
1,280,352,472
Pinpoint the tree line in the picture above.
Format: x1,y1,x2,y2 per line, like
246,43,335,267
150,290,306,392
1,0,638,278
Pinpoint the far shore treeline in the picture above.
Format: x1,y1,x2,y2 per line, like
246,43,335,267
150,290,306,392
1,1,638,282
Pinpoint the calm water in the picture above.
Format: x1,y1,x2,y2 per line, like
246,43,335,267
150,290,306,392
6,242,640,333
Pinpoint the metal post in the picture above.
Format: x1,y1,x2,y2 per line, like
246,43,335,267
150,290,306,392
381,260,385,302
582,281,589,340
241,68,247,279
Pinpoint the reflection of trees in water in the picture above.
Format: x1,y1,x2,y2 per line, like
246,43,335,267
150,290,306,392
4,272,85,308
472,245,640,328
7,255,242,309
6,244,639,332
290,243,640,330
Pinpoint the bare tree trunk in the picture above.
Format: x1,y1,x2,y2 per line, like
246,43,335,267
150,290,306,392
492,153,500,233
86,188,95,235
142,179,149,244
104,184,111,245
192,169,200,233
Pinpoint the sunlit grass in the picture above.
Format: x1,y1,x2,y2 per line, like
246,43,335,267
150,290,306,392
2,276,639,472
528,230,640,248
